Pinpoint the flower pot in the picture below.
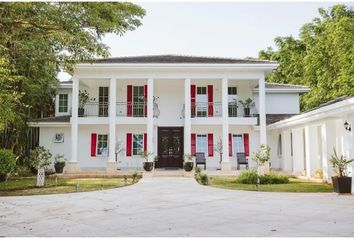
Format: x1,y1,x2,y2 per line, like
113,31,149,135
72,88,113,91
143,162,154,172
78,108,85,117
183,162,194,171
54,162,66,173
332,176,352,194
244,107,250,117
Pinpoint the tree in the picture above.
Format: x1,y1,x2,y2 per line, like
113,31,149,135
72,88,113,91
0,2,145,157
28,146,52,187
259,4,354,111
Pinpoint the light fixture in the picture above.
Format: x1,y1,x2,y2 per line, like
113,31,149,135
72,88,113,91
344,121,351,132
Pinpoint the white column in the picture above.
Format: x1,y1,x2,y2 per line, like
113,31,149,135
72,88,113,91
258,74,269,173
184,78,191,156
107,78,117,172
304,127,311,178
321,123,329,181
147,78,154,160
221,78,230,171
66,77,80,173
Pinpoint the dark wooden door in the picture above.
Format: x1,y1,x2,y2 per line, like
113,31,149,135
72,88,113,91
157,127,184,168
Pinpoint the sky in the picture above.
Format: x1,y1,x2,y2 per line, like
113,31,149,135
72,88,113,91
58,1,350,81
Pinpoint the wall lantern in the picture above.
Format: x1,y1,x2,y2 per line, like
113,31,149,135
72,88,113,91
344,121,351,132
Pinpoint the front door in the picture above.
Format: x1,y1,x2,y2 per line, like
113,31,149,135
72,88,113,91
157,127,184,168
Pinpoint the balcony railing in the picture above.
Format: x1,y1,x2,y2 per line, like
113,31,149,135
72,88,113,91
190,102,222,118
116,102,147,117
79,102,109,117
228,103,238,117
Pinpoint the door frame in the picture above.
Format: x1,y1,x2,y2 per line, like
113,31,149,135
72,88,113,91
156,127,184,169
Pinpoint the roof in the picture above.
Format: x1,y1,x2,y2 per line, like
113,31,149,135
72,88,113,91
255,83,310,89
86,54,277,64
31,115,70,123
255,114,296,125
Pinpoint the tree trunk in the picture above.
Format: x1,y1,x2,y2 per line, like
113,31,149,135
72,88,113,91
36,168,45,187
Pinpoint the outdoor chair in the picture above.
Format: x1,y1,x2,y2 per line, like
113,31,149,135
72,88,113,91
237,152,249,170
195,152,206,170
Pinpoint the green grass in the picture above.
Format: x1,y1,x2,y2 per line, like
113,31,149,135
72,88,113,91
0,177,139,196
209,177,333,192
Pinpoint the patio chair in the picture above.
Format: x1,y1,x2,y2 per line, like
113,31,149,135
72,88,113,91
237,153,249,170
195,152,206,170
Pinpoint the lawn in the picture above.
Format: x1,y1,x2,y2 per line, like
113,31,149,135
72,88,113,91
0,177,140,196
209,177,333,192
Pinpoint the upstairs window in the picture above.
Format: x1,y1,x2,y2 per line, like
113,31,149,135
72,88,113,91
58,94,68,113
228,87,238,117
133,86,145,117
196,87,207,117
99,87,109,117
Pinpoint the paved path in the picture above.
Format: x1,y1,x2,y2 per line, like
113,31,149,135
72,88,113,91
1,177,354,237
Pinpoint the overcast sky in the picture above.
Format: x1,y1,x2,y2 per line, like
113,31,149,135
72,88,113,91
59,1,349,81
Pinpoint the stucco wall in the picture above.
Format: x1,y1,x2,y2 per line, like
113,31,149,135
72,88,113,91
253,92,300,114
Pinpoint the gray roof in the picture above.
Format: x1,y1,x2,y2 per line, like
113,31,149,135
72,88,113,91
86,55,277,64
32,115,70,123
255,83,310,89
255,114,296,125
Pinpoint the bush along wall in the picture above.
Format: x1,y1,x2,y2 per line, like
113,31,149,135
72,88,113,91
235,170,289,184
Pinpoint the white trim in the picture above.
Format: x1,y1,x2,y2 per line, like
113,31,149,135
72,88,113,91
28,122,70,127
253,88,310,93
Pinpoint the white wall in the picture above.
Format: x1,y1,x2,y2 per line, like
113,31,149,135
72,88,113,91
253,92,300,114
39,127,72,167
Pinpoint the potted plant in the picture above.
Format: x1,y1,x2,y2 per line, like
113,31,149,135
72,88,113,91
238,98,255,117
183,153,194,171
139,151,154,171
329,149,354,194
54,154,66,173
78,90,91,117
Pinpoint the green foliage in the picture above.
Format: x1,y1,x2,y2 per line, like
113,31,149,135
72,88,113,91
194,167,209,185
132,171,140,183
259,4,354,111
252,144,271,166
329,148,354,177
235,170,289,185
138,151,154,162
238,98,255,108
235,170,259,184
0,148,17,180
183,153,194,162
0,2,145,158
29,146,52,170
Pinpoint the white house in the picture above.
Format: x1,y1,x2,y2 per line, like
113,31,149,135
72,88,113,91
268,96,354,187
29,55,311,173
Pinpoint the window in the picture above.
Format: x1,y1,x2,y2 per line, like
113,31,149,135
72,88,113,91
133,86,145,117
58,94,68,113
133,134,144,155
97,134,108,156
196,134,207,156
277,134,282,156
228,87,238,117
196,87,207,117
99,87,109,117
232,134,244,156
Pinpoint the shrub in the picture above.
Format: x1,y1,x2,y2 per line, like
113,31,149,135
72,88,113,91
235,170,289,185
14,165,34,177
260,172,289,184
0,149,17,181
198,173,209,185
235,170,259,184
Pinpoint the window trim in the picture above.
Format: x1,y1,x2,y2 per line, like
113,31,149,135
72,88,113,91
132,133,144,156
232,134,244,156
58,94,68,113
96,134,109,157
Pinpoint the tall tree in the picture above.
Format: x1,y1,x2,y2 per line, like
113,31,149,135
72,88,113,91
0,2,145,154
259,4,354,110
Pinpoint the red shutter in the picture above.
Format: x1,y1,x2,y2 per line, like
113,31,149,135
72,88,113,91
126,133,132,156
208,85,213,117
229,133,232,156
244,133,250,157
208,133,214,157
127,85,133,117
191,133,196,156
144,133,147,152
91,133,97,157
144,85,147,117
191,85,196,117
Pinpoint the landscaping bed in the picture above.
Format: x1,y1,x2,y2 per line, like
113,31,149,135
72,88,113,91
0,176,140,196
209,176,333,193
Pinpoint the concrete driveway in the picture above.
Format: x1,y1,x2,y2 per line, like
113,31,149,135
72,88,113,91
1,177,354,237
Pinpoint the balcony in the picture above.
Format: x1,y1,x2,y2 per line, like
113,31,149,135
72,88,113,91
191,102,222,118
116,102,147,117
79,102,109,117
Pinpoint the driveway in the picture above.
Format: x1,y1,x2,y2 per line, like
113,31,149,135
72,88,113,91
1,177,354,237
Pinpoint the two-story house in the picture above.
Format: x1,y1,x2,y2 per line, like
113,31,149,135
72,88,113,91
29,55,310,173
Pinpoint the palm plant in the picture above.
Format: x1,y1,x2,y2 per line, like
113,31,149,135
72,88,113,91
329,148,354,177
